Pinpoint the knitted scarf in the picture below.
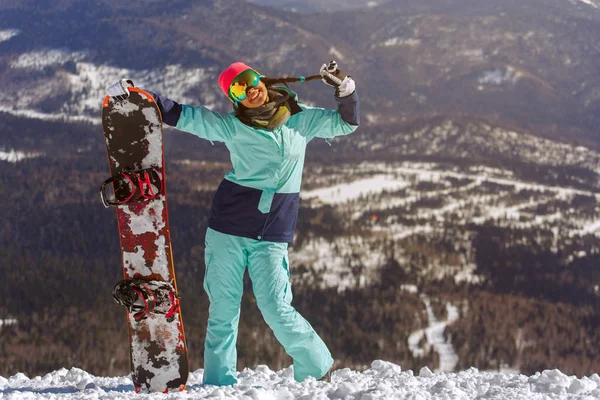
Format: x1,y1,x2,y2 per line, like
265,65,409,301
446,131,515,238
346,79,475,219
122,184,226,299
236,88,291,131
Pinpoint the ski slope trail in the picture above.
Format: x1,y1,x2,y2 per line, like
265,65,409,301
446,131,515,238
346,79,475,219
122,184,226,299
408,296,460,372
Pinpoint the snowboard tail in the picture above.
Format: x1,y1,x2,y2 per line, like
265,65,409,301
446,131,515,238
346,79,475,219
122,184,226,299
101,88,189,393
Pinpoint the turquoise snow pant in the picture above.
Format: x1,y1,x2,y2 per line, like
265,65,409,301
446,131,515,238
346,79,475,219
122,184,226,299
202,228,333,386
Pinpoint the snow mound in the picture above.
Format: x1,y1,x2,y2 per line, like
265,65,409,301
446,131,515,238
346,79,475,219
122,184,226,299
2,363,600,399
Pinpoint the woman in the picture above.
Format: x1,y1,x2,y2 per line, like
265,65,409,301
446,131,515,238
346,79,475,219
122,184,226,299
107,60,360,386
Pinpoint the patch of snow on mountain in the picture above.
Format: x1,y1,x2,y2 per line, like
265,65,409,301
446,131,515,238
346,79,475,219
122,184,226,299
574,219,600,237
461,48,485,63
408,297,459,372
478,66,521,85
71,62,212,116
290,236,385,290
11,50,88,70
381,37,421,47
0,149,43,162
0,29,20,43
0,106,98,124
577,0,599,8
306,162,597,225
297,160,597,289
0,318,17,329
301,175,409,205
454,263,483,284
374,118,600,174
328,47,346,63
391,163,597,199
4,49,217,122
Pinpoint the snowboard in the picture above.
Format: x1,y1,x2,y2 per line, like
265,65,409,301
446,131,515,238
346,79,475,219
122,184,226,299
100,88,189,393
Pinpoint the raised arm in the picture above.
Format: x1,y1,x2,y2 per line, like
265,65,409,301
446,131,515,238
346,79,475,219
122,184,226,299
299,61,360,141
147,90,234,144
106,80,233,144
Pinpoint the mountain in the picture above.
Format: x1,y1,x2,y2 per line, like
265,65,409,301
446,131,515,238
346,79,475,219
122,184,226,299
292,0,600,147
0,0,599,147
1,0,600,380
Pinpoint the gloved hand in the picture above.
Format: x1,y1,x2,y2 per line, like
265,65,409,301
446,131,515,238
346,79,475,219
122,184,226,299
319,61,355,97
107,79,134,101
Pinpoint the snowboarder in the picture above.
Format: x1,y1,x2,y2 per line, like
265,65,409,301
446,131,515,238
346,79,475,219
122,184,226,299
106,60,359,386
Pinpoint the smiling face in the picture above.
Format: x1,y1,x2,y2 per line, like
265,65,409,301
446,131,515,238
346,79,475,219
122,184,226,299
239,80,268,109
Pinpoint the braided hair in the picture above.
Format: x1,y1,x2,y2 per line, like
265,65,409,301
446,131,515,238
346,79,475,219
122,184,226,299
260,74,322,87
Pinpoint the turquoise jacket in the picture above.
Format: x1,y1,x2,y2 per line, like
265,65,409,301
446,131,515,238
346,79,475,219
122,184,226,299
150,87,360,242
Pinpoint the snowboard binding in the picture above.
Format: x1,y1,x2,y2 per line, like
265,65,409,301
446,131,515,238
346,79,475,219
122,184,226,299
113,279,180,322
100,167,163,208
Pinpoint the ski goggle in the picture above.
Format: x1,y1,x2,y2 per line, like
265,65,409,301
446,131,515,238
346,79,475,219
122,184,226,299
228,69,263,103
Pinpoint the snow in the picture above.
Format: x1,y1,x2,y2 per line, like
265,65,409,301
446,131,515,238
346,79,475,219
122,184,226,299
2,50,215,122
381,37,421,47
0,149,43,162
0,29,20,43
303,161,600,223
122,190,165,235
2,364,599,399
478,67,521,85
290,236,386,290
0,105,98,124
0,318,17,329
301,175,409,205
11,50,88,70
578,219,600,236
292,158,598,292
328,47,346,63
122,245,153,277
408,298,459,372
577,0,599,8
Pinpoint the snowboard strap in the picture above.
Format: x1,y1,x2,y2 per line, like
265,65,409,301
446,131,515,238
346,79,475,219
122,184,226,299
137,170,157,200
165,291,180,321
113,279,181,321
130,285,157,320
100,167,163,207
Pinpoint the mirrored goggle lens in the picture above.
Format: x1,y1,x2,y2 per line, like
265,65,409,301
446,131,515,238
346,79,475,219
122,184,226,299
229,69,261,102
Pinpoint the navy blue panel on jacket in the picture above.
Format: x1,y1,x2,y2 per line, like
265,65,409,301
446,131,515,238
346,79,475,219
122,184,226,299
208,179,300,243
145,90,182,127
336,91,360,126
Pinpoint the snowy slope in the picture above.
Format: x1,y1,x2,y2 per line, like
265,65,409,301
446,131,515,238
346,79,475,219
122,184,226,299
292,160,600,290
0,31,221,123
408,297,460,373
2,364,599,399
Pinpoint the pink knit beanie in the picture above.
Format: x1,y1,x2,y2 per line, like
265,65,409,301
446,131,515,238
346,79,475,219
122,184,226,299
218,62,254,97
